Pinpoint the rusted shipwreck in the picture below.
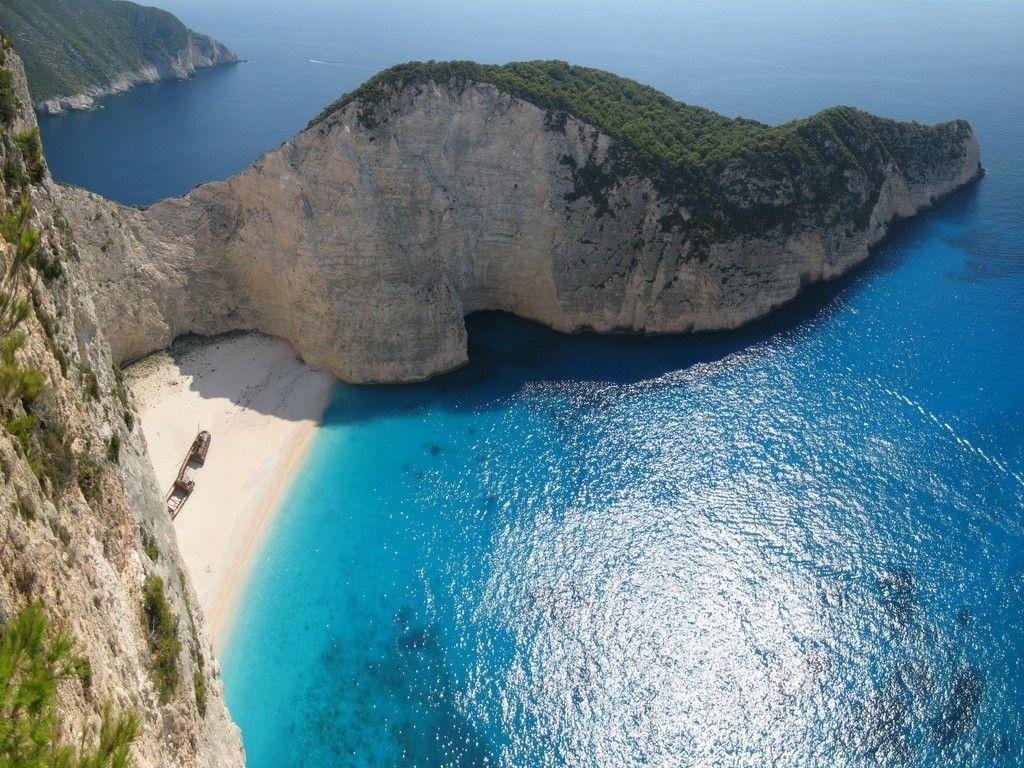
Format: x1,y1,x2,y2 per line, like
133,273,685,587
166,430,211,518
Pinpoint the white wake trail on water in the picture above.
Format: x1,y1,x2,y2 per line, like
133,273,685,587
882,386,1024,490
308,59,383,70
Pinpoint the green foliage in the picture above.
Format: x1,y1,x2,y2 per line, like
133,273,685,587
192,670,206,717
0,603,138,767
13,493,34,521
176,569,206,716
33,416,75,491
1,191,39,278
0,191,30,241
142,575,180,702
311,60,974,238
311,60,773,181
106,433,120,463
0,67,17,125
0,332,43,410
3,160,25,189
5,413,38,450
75,454,102,506
0,0,233,101
110,365,134,431
69,655,91,690
13,128,44,183
140,529,158,562
17,225,39,263
82,368,99,400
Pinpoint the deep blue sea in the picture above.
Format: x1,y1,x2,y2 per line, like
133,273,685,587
38,1,1024,765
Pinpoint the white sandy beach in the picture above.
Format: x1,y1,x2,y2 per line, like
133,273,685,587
125,332,335,650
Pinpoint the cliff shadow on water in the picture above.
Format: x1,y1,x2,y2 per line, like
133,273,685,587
322,177,983,426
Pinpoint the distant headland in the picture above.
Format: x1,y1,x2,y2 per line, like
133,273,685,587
0,0,237,115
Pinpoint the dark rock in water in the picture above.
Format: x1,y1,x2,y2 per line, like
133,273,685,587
393,606,413,631
398,626,436,651
878,567,919,629
426,442,443,456
931,666,984,746
859,679,912,764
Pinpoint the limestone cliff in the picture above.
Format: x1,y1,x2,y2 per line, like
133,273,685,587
60,62,981,384
0,40,242,768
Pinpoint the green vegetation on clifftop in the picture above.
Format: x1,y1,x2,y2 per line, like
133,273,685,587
312,61,976,237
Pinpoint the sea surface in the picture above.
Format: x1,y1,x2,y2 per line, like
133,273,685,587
38,1,1024,765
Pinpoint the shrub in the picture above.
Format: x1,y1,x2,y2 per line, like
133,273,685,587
83,368,100,399
13,493,34,520
0,68,16,125
140,528,158,562
70,655,92,690
0,604,138,767
14,127,45,183
107,432,120,463
142,575,181,701
3,159,24,189
0,332,43,410
193,670,207,717
5,412,38,450
76,453,102,505
28,413,76,492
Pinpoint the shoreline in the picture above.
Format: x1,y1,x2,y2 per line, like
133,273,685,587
211,411,320,651
125,332,335,651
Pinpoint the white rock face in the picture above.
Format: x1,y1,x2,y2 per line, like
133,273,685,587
34,34,237,115
61,80,982,383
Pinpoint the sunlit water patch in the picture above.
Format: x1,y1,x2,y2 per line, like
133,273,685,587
224,198,1024,765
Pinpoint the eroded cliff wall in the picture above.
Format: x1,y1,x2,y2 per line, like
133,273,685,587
61,77,981,384
0,43,243,768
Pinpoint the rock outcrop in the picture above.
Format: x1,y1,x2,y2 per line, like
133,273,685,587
61,63,982,383
0,41,243,768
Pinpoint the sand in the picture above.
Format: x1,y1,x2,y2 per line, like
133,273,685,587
125,332,335,650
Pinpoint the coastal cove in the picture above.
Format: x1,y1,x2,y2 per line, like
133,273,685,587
33,1,1024,767
125,334,334,648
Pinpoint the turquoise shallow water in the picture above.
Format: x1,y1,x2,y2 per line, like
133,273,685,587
35,0,1024,764
222,191,1024,765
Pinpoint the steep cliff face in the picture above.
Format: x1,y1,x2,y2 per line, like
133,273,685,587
0,0,237,115
0,43,242,767
60,65,981,384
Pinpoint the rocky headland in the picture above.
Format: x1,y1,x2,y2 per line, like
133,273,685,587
61,61,982,383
